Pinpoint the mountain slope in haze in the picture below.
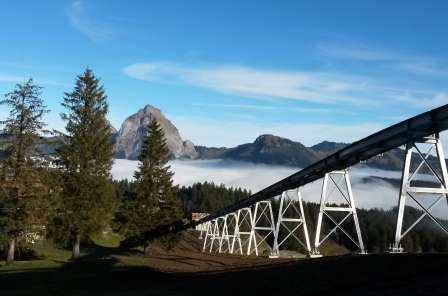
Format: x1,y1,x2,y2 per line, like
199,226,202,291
0,134,65,159
222,134,321,167
196,134,412,171
113,105,198,160
196,134,320,167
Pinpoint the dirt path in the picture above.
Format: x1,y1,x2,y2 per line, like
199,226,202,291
118,230,292,273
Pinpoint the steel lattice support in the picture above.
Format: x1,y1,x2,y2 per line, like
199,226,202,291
218,215,231,253
202,220,214,252
271,189,312,258
313,170,365,256
198,222,207,239
224,213,238,254
247,201,276,256
209,218,223,252
391,134,448,253
231,208,253,255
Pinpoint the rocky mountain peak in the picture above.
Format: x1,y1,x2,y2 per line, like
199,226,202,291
113,104,197,160
254,134,297,148
141,104,162,116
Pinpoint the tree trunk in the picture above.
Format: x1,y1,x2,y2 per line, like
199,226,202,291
6,237,15,264
72,234,81,259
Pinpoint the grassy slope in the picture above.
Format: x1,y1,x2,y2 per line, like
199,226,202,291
0,230,280,295
4,231,446,296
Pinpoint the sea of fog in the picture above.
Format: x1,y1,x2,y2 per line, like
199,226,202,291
111,159,448,216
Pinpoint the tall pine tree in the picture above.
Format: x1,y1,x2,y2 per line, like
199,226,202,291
118,119,182,254
57,69,115,259
0,79,49,264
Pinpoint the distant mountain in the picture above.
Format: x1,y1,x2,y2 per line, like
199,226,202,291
0,103,444,173
221,134,320,167
311,141,348,155
112,105,198,160
196,134,321,167
0,134,64,159
194,146,227,159
0,104,199,161
196,134,417,171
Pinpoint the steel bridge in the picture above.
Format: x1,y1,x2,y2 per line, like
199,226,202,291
194,103,448,257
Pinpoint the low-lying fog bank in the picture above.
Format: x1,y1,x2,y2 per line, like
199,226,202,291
111,159,448,216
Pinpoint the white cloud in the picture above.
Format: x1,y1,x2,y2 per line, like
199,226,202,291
170,115,384,147
399,62,448,77
111,159,138,181
390,91,448,110
192,103,278,111
0,75,68,90
110,160,398,212
123,62,377,106
317,43,393,61
191,103,354,115
318,42,448,78
112,159,296,191
123,62,448,111
112,159,448,218
68,1,115,42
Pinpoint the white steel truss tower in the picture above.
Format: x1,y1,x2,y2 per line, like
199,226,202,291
231,207,253,255
271,189,312,258
247,201,276,256
313,170,365,256
198,221,207,239
202,220,214,252
223,212,238,254
391,134,448,252
209,218,223,252
218,215,232,253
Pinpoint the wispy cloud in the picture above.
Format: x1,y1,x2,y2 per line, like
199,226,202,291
124,61,447,111
0,74,69,88
123,62,379,106
191,102,354,115
399,62,448,77
192,103,278,111
67,1,115,42
389,91,448,109
170,115,385,147
317,42,393,61
318,42,448,78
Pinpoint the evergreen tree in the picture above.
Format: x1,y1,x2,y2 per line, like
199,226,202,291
0,79,49,264
118,119,182,254
177,181,251,215
56,69,115,259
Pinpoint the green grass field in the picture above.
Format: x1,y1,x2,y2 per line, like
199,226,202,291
0,232,162,296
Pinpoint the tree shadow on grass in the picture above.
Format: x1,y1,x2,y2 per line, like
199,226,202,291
0,243,173,296
3,250,448,296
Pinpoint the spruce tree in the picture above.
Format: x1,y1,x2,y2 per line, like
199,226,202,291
119,119,182,254
0,79,49,264
57,69,115,259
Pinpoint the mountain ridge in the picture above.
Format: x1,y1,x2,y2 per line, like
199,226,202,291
194,134,407,171
1,104,438,172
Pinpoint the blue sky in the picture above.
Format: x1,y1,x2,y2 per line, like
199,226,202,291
1,0,448,147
